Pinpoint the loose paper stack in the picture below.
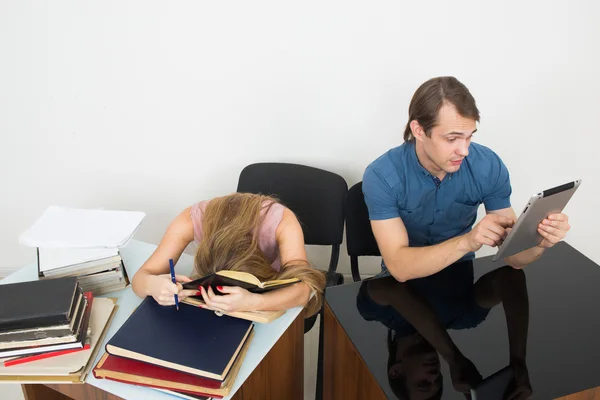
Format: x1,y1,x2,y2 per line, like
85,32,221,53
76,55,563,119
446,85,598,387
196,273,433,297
19,206,146,296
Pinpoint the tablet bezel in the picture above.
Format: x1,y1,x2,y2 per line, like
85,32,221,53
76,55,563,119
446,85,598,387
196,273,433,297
492,179,581,262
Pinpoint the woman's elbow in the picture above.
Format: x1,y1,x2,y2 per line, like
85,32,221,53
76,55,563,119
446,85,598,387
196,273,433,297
298,283,312,305
131,270,150,298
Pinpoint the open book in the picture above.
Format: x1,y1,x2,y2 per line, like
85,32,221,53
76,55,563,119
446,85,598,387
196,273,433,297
180,298,285,324
182,270,300,294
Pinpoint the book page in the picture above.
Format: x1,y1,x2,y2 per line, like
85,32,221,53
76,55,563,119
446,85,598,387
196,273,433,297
216,270,262,286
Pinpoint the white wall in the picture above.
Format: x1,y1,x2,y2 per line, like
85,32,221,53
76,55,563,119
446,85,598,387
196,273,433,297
1,1,599,277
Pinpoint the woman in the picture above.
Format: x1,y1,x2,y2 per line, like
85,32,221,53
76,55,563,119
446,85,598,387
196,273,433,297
132,193,325,316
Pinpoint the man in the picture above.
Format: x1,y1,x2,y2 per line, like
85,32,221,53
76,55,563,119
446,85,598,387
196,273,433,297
363,76,571,281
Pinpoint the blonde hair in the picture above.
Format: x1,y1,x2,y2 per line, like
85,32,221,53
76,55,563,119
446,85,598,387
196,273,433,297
192,192,326,316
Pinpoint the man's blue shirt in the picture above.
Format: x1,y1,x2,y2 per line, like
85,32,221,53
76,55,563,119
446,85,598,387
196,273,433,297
363,141,512,263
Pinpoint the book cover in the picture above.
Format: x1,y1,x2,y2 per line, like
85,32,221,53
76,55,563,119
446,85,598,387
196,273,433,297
0,297,118,380
0,292,91,358
93,353,222,389
0,293,86,350
0,277,79,333
182,270,299,294
105,297,253,381
0,291,85,349
96,330,253,398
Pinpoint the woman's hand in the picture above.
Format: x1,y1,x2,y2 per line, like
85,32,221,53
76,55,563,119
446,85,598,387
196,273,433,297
147,274,198,306
199,286,262,313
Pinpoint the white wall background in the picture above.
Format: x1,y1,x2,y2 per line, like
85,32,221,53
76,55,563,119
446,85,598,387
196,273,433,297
1,1,599,277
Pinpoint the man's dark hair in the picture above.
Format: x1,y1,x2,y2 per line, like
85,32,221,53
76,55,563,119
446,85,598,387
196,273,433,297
404,76,480,142
387,330,443,400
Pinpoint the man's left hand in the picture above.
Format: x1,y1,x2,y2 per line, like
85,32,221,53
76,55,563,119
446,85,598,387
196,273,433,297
538,213,570,248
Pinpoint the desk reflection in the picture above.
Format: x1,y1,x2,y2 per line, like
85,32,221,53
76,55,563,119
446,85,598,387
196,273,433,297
357,262,531,400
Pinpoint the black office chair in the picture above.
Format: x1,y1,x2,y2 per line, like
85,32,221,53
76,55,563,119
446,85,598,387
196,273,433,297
237,162,348,329
237,162,347,400
345,181,381,282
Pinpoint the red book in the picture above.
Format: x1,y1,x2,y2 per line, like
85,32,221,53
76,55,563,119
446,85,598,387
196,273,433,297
94,353,221,389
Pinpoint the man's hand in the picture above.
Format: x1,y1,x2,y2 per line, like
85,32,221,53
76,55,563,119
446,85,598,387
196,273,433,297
448,353,482,394
504,361,532,400
537,213,570,249
463,214,515,252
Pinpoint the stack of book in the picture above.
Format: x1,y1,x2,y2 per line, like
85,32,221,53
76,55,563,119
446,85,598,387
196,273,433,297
93,297,255,399
0,277,117,382
37,247,128,296
19,205,147,296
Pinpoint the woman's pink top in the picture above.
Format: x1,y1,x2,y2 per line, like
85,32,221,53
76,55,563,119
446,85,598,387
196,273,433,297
190,200,285,271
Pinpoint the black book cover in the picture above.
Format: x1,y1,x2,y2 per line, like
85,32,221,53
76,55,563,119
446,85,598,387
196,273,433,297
182,273,298,295
0,291,91,357
0,276,79,333
105,297,253,381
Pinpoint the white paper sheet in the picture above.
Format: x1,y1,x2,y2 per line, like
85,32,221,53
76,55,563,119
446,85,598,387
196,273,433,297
19,206,146,248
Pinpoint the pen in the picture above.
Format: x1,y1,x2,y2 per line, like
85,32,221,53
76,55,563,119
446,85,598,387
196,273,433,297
169,258,179,311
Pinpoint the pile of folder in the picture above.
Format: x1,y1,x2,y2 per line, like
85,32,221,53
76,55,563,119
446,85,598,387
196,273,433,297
93,298,255,399
0,277,117,382
19,205,147,296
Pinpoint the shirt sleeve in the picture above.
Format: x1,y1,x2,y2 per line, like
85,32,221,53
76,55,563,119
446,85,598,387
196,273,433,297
482,153,512,211
362,166,401,220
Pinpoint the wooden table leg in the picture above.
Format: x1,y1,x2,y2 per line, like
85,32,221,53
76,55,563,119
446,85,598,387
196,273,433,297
323,303,386,400
22,384,71,400
231,310,304,400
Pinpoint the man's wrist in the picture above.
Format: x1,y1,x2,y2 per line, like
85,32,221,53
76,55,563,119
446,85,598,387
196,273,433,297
441,344,463,364
456,234,474,254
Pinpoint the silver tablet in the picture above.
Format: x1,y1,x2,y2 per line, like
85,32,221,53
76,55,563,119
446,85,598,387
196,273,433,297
492,179,581,262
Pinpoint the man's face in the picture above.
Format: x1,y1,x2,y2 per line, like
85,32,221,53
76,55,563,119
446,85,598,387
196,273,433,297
419,103,477,175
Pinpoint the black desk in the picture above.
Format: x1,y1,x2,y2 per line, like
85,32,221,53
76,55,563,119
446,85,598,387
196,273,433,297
324,242,600,399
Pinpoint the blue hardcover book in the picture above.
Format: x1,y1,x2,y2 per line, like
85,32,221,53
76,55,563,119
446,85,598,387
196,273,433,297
105,298,253,381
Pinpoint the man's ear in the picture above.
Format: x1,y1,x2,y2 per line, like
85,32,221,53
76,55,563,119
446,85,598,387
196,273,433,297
410,120,425,142
388,361,403,379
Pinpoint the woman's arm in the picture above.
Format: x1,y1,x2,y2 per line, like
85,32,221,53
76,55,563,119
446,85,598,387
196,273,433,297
131,207,197,304
256,207,312,310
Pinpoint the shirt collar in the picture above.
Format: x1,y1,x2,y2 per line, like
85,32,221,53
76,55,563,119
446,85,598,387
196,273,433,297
407,140,454,182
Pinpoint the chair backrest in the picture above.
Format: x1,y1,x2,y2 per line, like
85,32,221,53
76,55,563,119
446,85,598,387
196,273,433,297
345,181,380,281
237,162,348,273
